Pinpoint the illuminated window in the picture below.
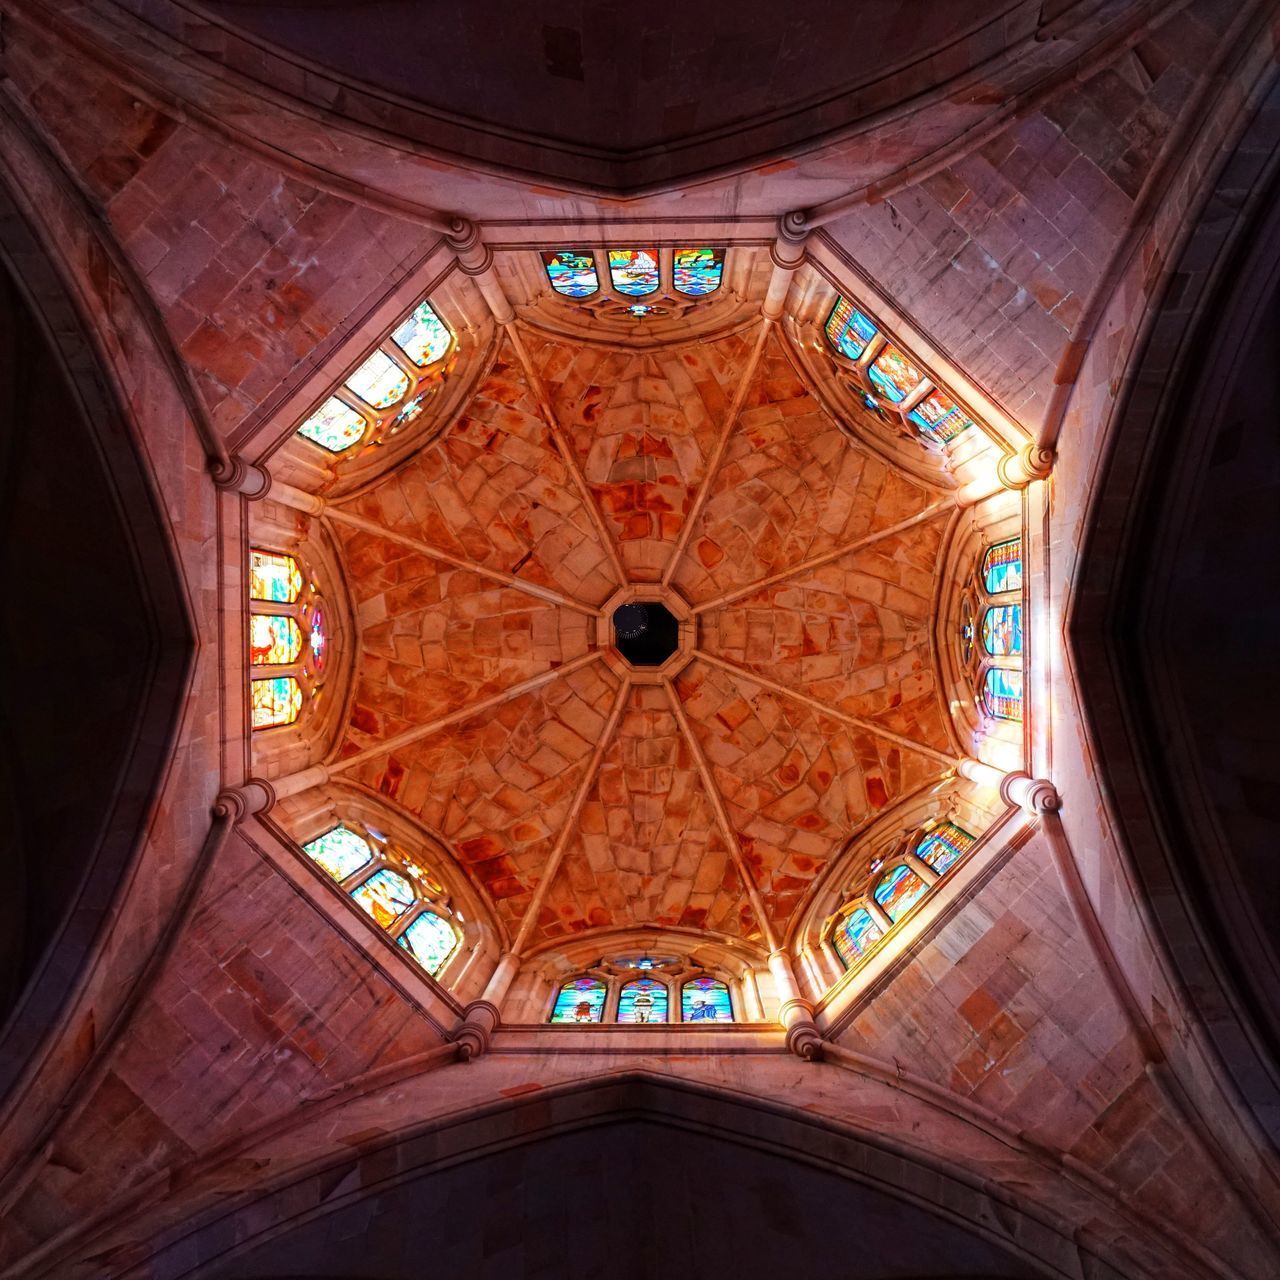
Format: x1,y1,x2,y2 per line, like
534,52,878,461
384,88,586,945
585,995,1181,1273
673,246,725,296
608,248,660,296
301,823,463,976
916,822,975,876
681,977,733,1023
966,538,1025,725
874,864,929,923
867,345,923,403
908,390,973,444
617,977,669,1023
982,537,1023,594
542,249,599,297
833,906,884,967
296,296,454,454
982,604,1023,657
550,976,608,1024
825,296,878,360
248,547,328,731
984,667,1023,721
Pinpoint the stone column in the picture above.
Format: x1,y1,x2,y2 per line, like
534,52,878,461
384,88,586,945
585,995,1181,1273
768,950,823,1060
956,443,1055,507
454,951,520,1061
761,217,808,321
739,967,766,1022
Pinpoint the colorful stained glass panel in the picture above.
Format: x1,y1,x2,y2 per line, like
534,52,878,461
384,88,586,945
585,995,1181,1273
673,246,725,296
983,668,1023,721
982,538,1023,594
867,345,923,402
825,297,878,360
833,907,884,967
982,604,1023,656
681,977,733,1023
550,976,607,1024
346,349,410,408
249,614,302,666
608,248,660,296
308,608,327,671
250,676,301,729
298,397,366,452
874,864,929,922
303,826,373,881
249,549,302,603
541,249,599,298
617,977,669,1023
398,911,458,974
907,390,973,444
350,869,416,929
917,822,976,876
391,301,451,366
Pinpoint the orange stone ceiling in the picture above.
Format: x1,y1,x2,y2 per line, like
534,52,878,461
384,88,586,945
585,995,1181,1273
331,326,955,952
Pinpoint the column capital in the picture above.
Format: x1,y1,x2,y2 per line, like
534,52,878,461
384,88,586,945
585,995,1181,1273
1000,772,1061,815
996,443,1056,489
211,454,272,499
213,778,275,823
452,999,501,1061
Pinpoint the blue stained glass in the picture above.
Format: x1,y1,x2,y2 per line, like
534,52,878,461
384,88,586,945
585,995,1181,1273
298,397,366,452
983,667,1023,721
608,248,660,296
917,822,975,876
825,296,878,360
866,345,923,403
673,246,725,296
982,538,1023,594
874,864,929,922
550,976,607,1024
833,907,884,967
303,825,372,881
982,604,1023,656
350,869,415,929
617,977,669,1023
542,249,599,298
908,390,973,444
397,911,458,975
391,301,451,366
681,977,733,1023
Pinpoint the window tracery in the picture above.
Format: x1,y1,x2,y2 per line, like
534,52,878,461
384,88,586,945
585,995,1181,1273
300,822,462,977
547,956,738,1024
823,294,978,449
961,536,1025,722
248,548,327,730
540,245,726,320
827,819,979,971
296,298,454,454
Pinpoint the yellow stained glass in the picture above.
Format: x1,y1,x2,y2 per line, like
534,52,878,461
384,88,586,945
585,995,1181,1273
249,549,302,603
250,615,302,666
298,397,366,452
346,349,409,408
251,676,302,729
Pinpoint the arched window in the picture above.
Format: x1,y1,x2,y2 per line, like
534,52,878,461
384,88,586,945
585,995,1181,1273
833,906,884,967
248,548,327,731
618,977,669,1023
916,821,975,875
982,537,1023,593
297,297,453,454
550,976,608,1024
300,823,462,976
542,248,600,297
607,248,660,296
982,604,1023,656
874,864,929,923
824,294,976,448
673,246,725,296
983,668,1023,721
681,976,733,1023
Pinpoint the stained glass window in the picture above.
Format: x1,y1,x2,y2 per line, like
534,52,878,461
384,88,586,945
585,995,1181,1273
867,345,923,403
251,676,302,729
981,604,1022,657
542,249,600,298
350,868,416,929
824,297,878,361
982,538,1023,594
617,977,669,1023
983,668,1023,721
550,976,608,1024
874,864,929,923
917,822,975,876
907,390,973,444
249,614,302,666
249,550,302,604
398,911,459,974
681,977,733,1022
303,825,373,881
833,907,884,967
309,608,327,671
346,349,410,409
608,248,660,296
298,396,366,452
391,301,451,366
673,246,725,296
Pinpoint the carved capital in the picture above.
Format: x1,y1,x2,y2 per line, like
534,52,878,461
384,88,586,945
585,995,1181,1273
452,999,501,1062
997,443,1056,490
1000,772,1061,816
211,454,272,500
